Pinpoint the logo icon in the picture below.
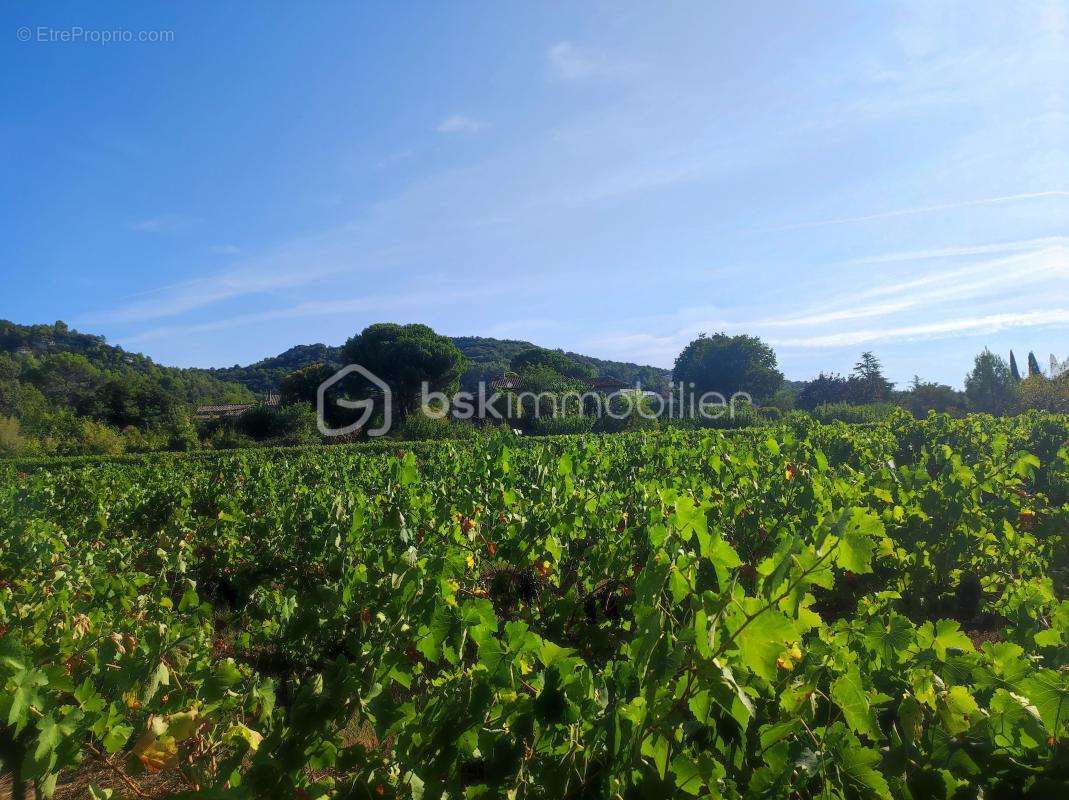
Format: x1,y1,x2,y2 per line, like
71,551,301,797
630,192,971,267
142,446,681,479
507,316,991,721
317,365,392,437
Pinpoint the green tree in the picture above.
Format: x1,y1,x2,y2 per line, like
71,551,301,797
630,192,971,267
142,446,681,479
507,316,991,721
342,323,467,419
30,353,102,406
1009,351,1021,382
849,351,894,403
0,415,29,455
1016,374,1069,413
280,362,338,406
904,376,965,417
964,350,1017,414
509,348,595,380
672,333,783,405
796,373,850,410
1027,351,1043,378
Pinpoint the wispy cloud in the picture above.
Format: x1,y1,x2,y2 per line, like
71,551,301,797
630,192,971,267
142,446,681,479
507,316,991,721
210,244,241,255
436,114,484,134
117,285,510,346
838,235,1066,266
762,243,1069,327
130,214,198,233
547,41,634,81
772,190,1068,231
84,264,342,325
769,309,1069,349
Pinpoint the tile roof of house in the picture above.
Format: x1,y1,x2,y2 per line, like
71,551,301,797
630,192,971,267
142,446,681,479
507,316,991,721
195,394,280,418
490,375,522,390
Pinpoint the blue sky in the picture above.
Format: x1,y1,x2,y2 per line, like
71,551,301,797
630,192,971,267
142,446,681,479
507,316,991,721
2,1,1066,386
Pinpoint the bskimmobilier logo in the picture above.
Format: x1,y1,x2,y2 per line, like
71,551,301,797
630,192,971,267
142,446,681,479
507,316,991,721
317,363,754,438
317,365,392,437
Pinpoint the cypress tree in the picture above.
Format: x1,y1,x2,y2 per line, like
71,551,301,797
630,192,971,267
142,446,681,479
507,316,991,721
1027,351,1042,378
1009,351,1021,382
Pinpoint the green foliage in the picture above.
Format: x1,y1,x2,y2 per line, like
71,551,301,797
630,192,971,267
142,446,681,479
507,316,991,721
342,323,468,417
902,376,966,417
279,362,338,406
797,355,895,410
509,348,596,380
0,413,1067,797
395,413,480,441
1028,351,1043,378
1017,374,1069,414
965,349,1018,414
851,351,895,403
528,414,597,436
208,343,340,394
0,320,254,455
591,391,661,434
0,415,28,456
234,404,320,446
811,402,903,424
673,333,784,403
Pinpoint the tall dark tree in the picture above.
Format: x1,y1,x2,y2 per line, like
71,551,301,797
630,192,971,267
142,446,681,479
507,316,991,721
849,351,894,403
1027,351,1043,378
964,349,1017,415
1009,351,1021,382
342,323,467,418
672,333,783,404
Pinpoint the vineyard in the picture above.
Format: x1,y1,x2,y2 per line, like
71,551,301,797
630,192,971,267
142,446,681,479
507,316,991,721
1,414,1067,799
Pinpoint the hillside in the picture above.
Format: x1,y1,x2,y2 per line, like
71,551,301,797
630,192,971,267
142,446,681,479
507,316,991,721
0,320,254,406
205,335,673,394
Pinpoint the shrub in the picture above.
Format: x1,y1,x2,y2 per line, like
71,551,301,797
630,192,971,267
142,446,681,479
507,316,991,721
396,413,480,441
592,391,660,434
664,400,764,430
236,404,319,445
0,415,29,456
530,414,596,436
1017,375,1069,414
810,402,902,424
76,418,125,455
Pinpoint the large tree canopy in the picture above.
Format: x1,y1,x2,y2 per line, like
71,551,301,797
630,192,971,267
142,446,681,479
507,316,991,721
509,348,595,380
851,351,894,403
280,362,338,406
342,323,467,417
672,333,783,404
964,349,1017,414
796,372,851,410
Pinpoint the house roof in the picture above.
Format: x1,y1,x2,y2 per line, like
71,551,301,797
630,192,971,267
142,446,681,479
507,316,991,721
195,394,280,418
490,375,522,390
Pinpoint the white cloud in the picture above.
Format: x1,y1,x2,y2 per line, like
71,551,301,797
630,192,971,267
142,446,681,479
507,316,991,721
84,263,343,325
772,190,1068,231
547,41,634,81
838,235,1066,266
130,214,197,233
769,309,1069,348
761,243,1069,328
436,114,484,134
117,285,510,346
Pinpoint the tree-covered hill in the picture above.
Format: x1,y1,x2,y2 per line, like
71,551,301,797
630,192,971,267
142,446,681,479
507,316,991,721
0,320,254,406
205,334,672,394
